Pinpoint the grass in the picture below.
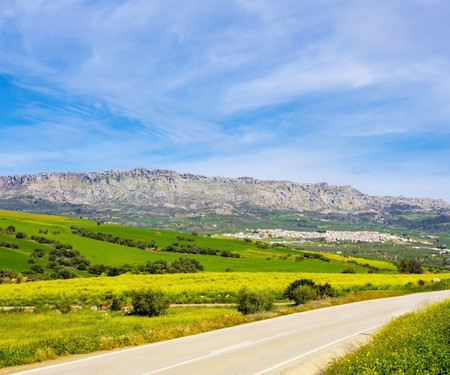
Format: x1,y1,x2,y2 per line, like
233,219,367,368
324,299,450,374
0,210,372,273
298,250,397,270
0,246,48,272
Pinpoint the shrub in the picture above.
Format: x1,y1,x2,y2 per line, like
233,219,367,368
110,294,126,311
291,285,316,305
131,289,170,317
51,266,78,280
284,279,335,303
56,302,72,314
316,283,335,298
237,288,274,315
30,264,45,274
31,248,45,258
399,259,423,274
284,279,316,300
342,267,356,274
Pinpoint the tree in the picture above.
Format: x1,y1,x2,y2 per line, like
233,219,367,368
399,259,423,274
131,289,170,317
237,288,274,315
284,279,316,300
30,264,45,274
291,285,316,305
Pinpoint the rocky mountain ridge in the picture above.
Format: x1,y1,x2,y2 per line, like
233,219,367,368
0,168,448,220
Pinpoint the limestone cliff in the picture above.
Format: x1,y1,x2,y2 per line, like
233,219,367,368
0,168,448,217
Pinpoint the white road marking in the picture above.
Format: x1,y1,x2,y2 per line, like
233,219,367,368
211,341,253,354
253,323,385,375
140,330,296,375
342,312,360,318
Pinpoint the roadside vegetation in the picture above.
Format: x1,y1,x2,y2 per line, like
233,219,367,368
324,299,450,375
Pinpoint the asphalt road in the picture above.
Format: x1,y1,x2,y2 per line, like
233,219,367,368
10,290,450,375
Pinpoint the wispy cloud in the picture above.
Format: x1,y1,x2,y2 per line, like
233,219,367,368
0,0,449,200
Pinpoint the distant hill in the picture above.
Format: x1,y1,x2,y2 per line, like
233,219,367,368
0,169,448,226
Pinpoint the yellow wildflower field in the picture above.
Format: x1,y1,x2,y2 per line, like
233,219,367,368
0,272,446,305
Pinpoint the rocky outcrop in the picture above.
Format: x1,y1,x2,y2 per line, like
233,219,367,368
0,168,448,217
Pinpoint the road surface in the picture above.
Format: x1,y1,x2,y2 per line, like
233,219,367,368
7,290,450,375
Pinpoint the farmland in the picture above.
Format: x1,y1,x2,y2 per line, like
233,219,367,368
0,209,448,369
0,209,384,274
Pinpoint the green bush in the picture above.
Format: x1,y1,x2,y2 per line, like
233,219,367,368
131,289,170,317
30,264,45,274
237,288,274,315
56,302,72,314
316,282,335,298
291,285,316,305
31,248,45,258
110,294,126,311
284,279,335,304
51,266,78,280
284,279,316,300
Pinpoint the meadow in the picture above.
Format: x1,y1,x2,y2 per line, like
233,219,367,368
0,209,379,274
0,272,447,306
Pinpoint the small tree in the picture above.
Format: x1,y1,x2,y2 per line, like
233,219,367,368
32,248,45,258
399,259,423,274
284,279,335,303
131,289,170,317
110,294,126,311
291,285,316,305
30,264,45,274
284,279,316,300
237,288,274,315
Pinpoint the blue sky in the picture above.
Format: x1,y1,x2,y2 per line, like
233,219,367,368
0,0,449,200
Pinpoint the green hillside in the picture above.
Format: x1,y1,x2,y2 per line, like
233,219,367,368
0,209,380,275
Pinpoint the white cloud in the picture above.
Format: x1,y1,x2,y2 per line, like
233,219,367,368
0,0,449,201
222,52,376,112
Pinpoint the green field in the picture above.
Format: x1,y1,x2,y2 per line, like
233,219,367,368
0,210,377,274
